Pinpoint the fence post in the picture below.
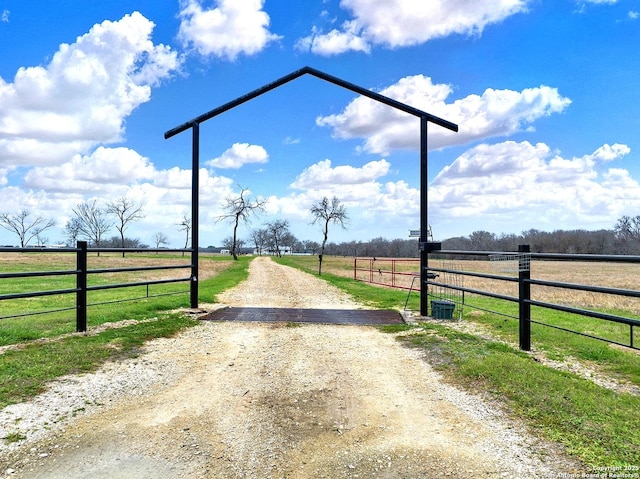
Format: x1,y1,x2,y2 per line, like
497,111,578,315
518,244,531,351
392,259,396,288
76,241,88,333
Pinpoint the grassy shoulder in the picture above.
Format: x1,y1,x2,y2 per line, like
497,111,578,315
274,256,419,310
460,296,640,388
204,255,251,302
0,255,253,412
394,321,640,467
0,314,197,411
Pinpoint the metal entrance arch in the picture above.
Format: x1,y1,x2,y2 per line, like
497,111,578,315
164,66,458,316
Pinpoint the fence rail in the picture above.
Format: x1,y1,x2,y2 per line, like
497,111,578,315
0,241,193,332
354,247,640,351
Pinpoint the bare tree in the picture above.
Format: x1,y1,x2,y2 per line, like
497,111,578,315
614,215,640,241
64,217,82,246
103,236,146,248
265,219,291,257
71,200,112,253
221,236,234,251
310,196,348,274
178,214,191,257
250,228,268,256
469,230,496,251
34,229,49,247
153,232,169,250
0,210,55,247
280,230,297,255
217,187,267,260
222,236,246,254
107,196,145,257
303,240,320,255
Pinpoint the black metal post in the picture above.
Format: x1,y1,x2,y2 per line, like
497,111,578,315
76,241,87,332
191,122,199,308
420,116,429,316
518,244,531,351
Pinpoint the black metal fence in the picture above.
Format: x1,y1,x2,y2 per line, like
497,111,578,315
0,241,193,332
427,245,640,352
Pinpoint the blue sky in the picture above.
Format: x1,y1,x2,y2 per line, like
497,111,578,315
0,0,638,248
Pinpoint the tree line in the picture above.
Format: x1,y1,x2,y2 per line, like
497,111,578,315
4,193,640,258
441,216,640,255
318,221,640,258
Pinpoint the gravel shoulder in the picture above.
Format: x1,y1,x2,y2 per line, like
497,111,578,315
0,257,583,478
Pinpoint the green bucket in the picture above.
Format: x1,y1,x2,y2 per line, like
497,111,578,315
431,300,455,320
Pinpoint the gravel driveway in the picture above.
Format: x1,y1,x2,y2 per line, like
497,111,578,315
0,256,581,478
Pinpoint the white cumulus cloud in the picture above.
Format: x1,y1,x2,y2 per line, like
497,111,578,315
0,12,181,168
24,147,157,193
206,143,269,169
316,75,571,155
291,158,390,190
297,0,530,55
178,0,281,60
295,22,371,56
430,141,636,233
285,158,419,219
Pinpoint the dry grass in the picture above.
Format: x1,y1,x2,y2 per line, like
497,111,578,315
0,251,235,285
463,259,640,313
322,256,640,314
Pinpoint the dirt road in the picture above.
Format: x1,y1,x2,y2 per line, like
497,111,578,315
0,257,580,478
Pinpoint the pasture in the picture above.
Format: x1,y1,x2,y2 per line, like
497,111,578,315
0,252,239,345
4,251,638,356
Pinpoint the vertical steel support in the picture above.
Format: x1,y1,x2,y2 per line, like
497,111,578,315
76,241,87,332
518,244,531,351
191,122,200,309
420,116,429,316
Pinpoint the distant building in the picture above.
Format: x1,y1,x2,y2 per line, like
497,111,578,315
264,246,292,255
